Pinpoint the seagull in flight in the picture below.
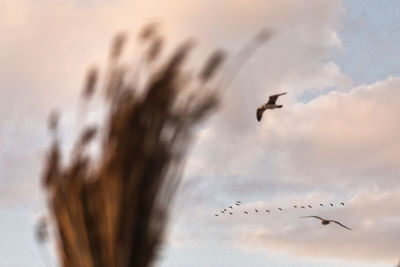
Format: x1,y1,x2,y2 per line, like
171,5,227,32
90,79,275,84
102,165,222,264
255,209,259,213
340,202,344,206
278,207,283,211
244,211,248,214
308,205,312,208
265,210,270,213
256,92,287,121
320,204,324,206
330,203,334,207
300,215,352,231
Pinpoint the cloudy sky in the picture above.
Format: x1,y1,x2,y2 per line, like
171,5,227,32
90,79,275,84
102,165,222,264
1,0,400,266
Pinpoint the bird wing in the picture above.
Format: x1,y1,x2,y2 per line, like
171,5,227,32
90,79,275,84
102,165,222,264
256,107,264,121
267,92,287,104
330,220,352,230
300,215,324,221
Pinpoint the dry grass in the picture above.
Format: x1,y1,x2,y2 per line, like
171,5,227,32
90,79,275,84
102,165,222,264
42,25,271,267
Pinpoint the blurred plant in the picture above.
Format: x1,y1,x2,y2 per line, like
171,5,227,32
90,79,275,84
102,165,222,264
41,24,272,267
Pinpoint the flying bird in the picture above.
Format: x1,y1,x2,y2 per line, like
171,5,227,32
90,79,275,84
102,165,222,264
215,214,219,216
301,206,305,209
265,210,270,213
320,204,324,206
308,205,312,208
229,206,233,209
300,215,352,231
293,205,297,208
235,203,241,206
330,203,334,207
244,211,248,214
221,211,225,214
278,208,283,211
256,92,287,121
229,212,233,215
255,209,259,213
340,202,344,206
236,201,242,204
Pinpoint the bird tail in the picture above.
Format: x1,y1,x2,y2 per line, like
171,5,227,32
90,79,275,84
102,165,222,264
276,105,283,108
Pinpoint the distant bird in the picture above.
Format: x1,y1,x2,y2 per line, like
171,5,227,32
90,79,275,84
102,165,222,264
256,92,287,121
229,206,233,209
215,214,219,216
255,209,259,213
229,212,233,215
278,208,283,211
244,211,248,214
301,206,305,209
221,211,225,214
340,202,344,206
236,201,242,204
293,205,297,208
320,204,324,206
235,203,241,206
300,215,352,231
330,203,334,207
265,210,270,213
308,205,312,208
224,209,227,211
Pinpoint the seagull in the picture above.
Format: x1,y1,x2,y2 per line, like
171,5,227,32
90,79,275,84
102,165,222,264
340,202,344,206
301,206,305,209
215,214,219,216
293,205,298,208
300,215,352,230
255,209,259,213
229,206,233,209
235,203,241,206
308,205,312,208
236,201,242,204
221,211,225,214
244,211,248,214
330,203,334,207
278,208,283,211
265,210,270,213
229,212,233,215
320,204,324,206
224,209,227,211
256,92,287,121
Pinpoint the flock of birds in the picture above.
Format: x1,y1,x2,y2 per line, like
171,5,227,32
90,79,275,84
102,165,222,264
214,201,351,230
213,92,352,231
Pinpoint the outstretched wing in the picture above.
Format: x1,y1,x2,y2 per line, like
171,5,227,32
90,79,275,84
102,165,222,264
256,108,264,121
330,220,352,231
267,92,287,105
300,215,324,221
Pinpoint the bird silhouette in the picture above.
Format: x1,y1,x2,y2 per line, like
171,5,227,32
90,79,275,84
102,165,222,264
244,211,248,214
320,204,324,206
224,208,227,211
301,206,305,209
229,212,233,215
236,201,242,204
229,206,233,209
293,205,297,208
340,202,344,206
265,210,270,213
256,92,287,121
215,214,219,216
221,211,225,214
235,203,241,206
300,215,352,230
278,208,283,211
330,203,334,207
255,209,259,213
308,205,312,208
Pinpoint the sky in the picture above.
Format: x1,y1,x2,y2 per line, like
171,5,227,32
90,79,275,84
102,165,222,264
0,0,399,266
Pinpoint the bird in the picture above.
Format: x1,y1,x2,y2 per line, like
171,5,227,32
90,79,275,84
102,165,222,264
340,202,344,206
330,203,334,207
308,205,312,208
278,207,283,211
215,214,219,216
221,211,225,214
235,203,241,206
255,209,259,213
224,209,227,211
244,211,248,214
236,201,242,204
229,212,233,215
229,206,233,209
265,210,270,213
300,215,352,230
256,92,287,121
301,206,305,209
293,205,297,208
320,204,324,206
